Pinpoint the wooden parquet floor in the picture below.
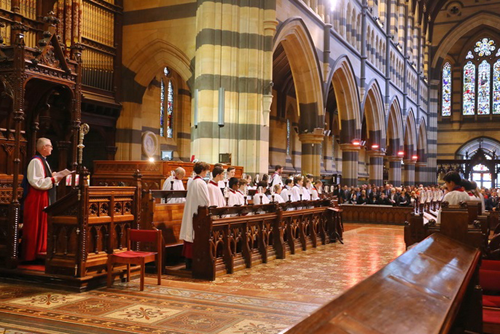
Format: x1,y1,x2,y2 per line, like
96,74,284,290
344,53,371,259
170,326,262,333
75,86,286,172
0,224,405,334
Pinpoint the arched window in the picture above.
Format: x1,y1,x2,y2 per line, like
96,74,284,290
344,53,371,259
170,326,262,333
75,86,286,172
159,67,174,138
463,61,476,115
449,37,500,116
493,60,500,114
442,62,452,117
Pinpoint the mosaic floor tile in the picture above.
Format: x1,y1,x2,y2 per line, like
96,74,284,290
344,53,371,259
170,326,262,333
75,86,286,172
218,319,289,334
159,311,237,332
104,304,181,324
9,293,86,309
54,297,130,316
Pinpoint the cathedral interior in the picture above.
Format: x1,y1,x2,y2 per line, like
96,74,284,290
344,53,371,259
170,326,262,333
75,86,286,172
0,0,499,333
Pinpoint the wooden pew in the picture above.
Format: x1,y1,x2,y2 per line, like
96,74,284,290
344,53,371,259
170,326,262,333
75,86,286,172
192,200,337,280
341,203,414,225
404,202,484,250
141,190,187,265
284,233,482,334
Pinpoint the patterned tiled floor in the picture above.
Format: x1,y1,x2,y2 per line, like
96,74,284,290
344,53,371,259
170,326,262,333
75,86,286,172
0,224,405,334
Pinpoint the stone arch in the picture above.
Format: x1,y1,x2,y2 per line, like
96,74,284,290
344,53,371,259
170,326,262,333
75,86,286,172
328,56,362,144
274,17,324,127
126,38,193,89
404,109,418,157
387,97,404,155
417,118,428,163
362,80,386,148
432,12,500,69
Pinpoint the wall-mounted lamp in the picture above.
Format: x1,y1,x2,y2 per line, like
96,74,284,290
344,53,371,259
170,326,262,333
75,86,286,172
371,144,380,150
352,139,361,146
411,155,418,160
397,151,405,157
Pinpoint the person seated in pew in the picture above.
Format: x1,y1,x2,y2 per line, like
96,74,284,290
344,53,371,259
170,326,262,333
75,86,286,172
179,161,210,270
367,192,376,204
227,177,244,206
291,176,304,202
486,191,499,211
398,188,410,206
162,167,186,203
280,178,293,202
269,184,285,203
253,186,270,205
208,166,226,207
357,189,368,204
388,188,399,206
348,192,358,204
376,192,391,205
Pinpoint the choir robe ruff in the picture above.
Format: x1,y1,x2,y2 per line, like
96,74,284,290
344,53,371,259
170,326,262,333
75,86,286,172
179,177,209,244
22,156,55,261
208,181,226,207
228,189,244,206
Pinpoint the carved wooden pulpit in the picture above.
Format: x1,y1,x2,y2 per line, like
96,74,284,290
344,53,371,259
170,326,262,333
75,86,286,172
44,172,141,283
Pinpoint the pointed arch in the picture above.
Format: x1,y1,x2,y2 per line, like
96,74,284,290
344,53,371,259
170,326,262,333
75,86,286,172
387,97,404,154
404,109,418,156
126,38,193,89
432,12,500,69
328,56,361,143
417,118,428,163
362,80,386,148
274,17,324,121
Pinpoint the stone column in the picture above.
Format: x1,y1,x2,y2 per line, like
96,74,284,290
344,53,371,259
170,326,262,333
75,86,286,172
368,151,385,186
299,133,324,177
388,156,402,186
402,159,416,186
415,162,427,186
340,143,360,186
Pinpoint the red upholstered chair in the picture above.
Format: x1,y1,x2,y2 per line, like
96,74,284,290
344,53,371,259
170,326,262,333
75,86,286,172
107,228,163,291
481,261,500,333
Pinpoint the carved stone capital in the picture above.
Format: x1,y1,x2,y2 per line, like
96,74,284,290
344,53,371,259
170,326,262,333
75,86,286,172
299,132,324,145
339,143,361,152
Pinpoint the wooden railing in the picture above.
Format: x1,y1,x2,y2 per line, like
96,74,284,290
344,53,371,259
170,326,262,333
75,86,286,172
192,200,340,281
341,204,414,225
284,233,482,333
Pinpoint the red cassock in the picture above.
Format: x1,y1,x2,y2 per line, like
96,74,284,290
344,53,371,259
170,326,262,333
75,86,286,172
22,157,49,261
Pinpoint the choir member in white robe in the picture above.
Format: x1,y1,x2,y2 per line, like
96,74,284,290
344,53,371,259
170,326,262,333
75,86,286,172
269,184,285,203
291,176,304,202
303,179,313,201
208,166,226,207
270,165,284,189
280,179,293,202
311,180,322,200
227,177,244,206
162,167,186,203
179,162,210,269
253,188,270,205
437,172,471,224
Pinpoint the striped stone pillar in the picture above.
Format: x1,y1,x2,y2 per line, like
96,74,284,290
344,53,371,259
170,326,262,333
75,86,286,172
368,151,385,186
191,0,277,174
388,156,402,186
299,133,324,177
402,159,416,186
415,162,427,186
340,143,360,186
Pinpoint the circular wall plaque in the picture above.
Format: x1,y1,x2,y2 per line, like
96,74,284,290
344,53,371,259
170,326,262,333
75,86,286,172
142,131,158,158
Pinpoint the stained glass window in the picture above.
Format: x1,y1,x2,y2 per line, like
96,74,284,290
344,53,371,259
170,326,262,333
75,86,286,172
474,38,496,57
463,61,476,115
166,81,174,138
478,60,491,115
466,51,474,60
160,67,174,138
160,79,165,137
493,60,500,114
442,62,452,116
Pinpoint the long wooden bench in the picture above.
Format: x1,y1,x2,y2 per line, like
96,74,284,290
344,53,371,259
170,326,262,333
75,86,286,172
192,200,340,280
283,233,482,333
341,204,414,225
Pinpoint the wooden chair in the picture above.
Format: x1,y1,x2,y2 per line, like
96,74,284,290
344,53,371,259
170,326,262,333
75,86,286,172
107,228,163,291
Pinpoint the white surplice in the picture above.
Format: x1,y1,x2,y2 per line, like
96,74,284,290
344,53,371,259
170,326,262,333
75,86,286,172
162,176,186,203
228,189,244,206
208,180,226,207
179,176,209,243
